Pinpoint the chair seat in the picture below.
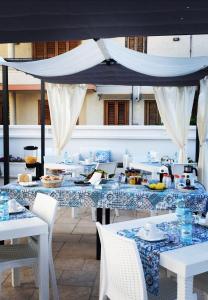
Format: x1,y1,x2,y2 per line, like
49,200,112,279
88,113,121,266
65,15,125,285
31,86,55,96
148,277,177,300
0,244,37,263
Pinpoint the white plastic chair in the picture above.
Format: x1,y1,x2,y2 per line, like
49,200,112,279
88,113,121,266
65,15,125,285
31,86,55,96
91,162,119,222
0,193,59,300
96,222,177,300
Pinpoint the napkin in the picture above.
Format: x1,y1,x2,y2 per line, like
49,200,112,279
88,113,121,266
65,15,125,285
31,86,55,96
89,172,102,185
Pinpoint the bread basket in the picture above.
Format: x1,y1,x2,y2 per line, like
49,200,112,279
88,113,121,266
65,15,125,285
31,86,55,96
41,175,63,188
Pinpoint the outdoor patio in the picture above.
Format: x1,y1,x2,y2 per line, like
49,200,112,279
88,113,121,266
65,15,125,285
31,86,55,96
0,204,148,300
0,205,206,300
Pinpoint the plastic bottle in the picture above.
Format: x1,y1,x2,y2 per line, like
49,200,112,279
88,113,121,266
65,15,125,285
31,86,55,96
162,174,168,186
0,191,9,221
123,149,129,170
175,195,185,225
174,175,180,189
166,175,172,188
174,152,178,163
147,151,151,163
63,151,68,164
180,208,193,245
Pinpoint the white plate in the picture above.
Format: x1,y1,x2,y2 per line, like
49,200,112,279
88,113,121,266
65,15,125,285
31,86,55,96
137,230,166,242
19,181,39,187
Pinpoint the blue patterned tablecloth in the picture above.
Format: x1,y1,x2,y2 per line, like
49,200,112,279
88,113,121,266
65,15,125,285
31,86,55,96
118,222,208,295
1,181,208,212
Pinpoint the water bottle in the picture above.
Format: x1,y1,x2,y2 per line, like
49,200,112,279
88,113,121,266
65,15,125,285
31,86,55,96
0,191,9,221
63,151,68,164
147,151,151,162
180,208,193,245
175,195,185,224
174,152,178,163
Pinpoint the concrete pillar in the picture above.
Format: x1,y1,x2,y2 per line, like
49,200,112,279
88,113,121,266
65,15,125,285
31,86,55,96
9,92,16,125
7,43,15,58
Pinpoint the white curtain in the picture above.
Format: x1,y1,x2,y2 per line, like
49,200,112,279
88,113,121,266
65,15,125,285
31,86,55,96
197,77,208,190
46,83,87,154
153,86,196,163
1,38,208,78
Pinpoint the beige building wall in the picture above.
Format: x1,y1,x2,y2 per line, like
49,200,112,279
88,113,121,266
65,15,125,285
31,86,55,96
15,91,40,124
15,43,32,58
0,44,9,58
79,91,103,125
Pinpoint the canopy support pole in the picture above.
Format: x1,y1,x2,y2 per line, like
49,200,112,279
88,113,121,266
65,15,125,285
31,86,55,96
2,66,9,185
40,80,45,166
195,86,200,163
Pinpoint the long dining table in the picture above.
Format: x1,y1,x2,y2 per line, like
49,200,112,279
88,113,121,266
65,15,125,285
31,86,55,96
1,180,208,259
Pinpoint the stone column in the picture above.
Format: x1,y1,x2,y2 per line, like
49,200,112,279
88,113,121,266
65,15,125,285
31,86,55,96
7,43,15,58
9,92,16,125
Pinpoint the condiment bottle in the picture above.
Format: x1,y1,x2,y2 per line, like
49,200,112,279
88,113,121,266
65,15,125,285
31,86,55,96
174,175,180,189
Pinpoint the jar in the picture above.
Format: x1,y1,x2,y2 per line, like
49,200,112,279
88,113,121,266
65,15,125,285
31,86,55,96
129,176,136,185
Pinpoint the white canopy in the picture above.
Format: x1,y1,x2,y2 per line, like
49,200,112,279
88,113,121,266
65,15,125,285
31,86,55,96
1,39,208,79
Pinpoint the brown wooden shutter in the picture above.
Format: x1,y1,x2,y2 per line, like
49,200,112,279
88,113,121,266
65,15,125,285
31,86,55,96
33,42,45,59
118,101,129,125
104,100,129,125
38,100,51,125
125,37,147,53
46,42,56,58
33,40,81,59
144,100,161,125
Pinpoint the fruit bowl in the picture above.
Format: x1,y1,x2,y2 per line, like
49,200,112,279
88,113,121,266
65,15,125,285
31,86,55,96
146,182,166,191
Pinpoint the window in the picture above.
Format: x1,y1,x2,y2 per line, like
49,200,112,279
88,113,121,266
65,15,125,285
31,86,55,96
125,37,147,53
144,100,161,125
33,40,81,59
38,100,79,125
104,100,129,125
38,100,51,125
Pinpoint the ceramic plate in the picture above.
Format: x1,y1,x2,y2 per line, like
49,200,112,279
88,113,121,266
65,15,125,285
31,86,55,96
137,230,166,242
19,181,39,187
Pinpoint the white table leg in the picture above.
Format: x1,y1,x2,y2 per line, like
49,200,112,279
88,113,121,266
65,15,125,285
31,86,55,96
39,233,49,300
177,275,197,300
71,207,78,218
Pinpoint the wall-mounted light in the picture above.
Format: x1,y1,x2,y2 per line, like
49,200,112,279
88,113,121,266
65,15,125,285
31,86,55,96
173,37,180,42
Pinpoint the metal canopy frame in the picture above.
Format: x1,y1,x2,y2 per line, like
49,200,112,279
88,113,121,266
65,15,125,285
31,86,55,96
1,1,208,42
2,66,46,185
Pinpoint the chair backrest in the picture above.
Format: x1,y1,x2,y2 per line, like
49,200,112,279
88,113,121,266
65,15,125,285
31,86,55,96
32,193,58,244
96,222,148,300
96,162,117,175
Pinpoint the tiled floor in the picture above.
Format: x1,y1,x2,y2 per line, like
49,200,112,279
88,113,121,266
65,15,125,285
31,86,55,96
0,206,147,300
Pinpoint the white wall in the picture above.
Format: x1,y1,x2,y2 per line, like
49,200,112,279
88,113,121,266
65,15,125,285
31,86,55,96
147,34,208,57
0,125,197,163
147,35,191,57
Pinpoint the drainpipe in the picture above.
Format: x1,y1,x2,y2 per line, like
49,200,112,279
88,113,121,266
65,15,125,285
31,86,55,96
131,86,134,125
190,35,192,58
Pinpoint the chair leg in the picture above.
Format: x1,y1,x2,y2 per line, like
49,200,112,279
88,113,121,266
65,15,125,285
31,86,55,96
11,268,21,287
91,207,96,222
115,208,119,217
33,264,39,288
49,254,59,300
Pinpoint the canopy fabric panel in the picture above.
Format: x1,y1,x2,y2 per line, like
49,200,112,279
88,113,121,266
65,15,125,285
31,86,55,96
1,39,208,86
1,1,208,42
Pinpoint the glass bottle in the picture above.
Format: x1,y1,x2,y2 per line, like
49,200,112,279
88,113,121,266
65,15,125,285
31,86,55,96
0,191,9,221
